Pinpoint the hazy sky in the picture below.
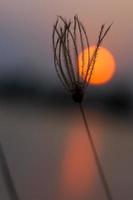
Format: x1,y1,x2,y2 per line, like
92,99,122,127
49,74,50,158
0,0,133,84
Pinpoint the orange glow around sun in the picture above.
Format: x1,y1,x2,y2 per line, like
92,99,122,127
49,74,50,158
78,46,116,85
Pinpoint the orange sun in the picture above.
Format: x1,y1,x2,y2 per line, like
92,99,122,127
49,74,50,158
78,46,116,85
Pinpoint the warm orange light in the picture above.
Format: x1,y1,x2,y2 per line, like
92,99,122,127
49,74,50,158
60,124,93,199
59,118,101,200
78,46,116,85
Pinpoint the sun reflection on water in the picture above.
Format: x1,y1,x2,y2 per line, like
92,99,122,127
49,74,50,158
58,112,103,200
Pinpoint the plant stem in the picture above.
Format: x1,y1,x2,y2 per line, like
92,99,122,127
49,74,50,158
79,103,113,200
0,141,20,200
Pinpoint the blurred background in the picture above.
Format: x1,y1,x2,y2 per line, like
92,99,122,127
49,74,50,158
0,0,133,200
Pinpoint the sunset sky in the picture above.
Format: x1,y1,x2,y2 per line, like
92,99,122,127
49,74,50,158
0,2,133,200
0,0,133,86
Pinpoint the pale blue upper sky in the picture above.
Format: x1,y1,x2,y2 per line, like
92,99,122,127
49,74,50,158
0,0,133,85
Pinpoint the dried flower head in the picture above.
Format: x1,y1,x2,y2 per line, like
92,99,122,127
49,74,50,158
52,16,114,200
52,15,112,103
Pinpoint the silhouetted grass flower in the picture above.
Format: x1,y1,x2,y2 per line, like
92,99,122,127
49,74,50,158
53,15,112,103
53,15,114,200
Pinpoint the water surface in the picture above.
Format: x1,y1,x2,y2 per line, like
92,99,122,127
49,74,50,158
0,101,133,200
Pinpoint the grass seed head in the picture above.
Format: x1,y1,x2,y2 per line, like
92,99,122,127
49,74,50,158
52,15,112,103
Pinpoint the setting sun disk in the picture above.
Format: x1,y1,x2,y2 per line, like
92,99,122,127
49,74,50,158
78,46,116,85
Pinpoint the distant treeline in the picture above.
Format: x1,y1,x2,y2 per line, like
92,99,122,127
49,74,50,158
0,77,132,113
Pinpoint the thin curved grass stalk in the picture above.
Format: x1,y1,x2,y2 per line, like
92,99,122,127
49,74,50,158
0,141,20,200
52,15,114,200
79,103,113,200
